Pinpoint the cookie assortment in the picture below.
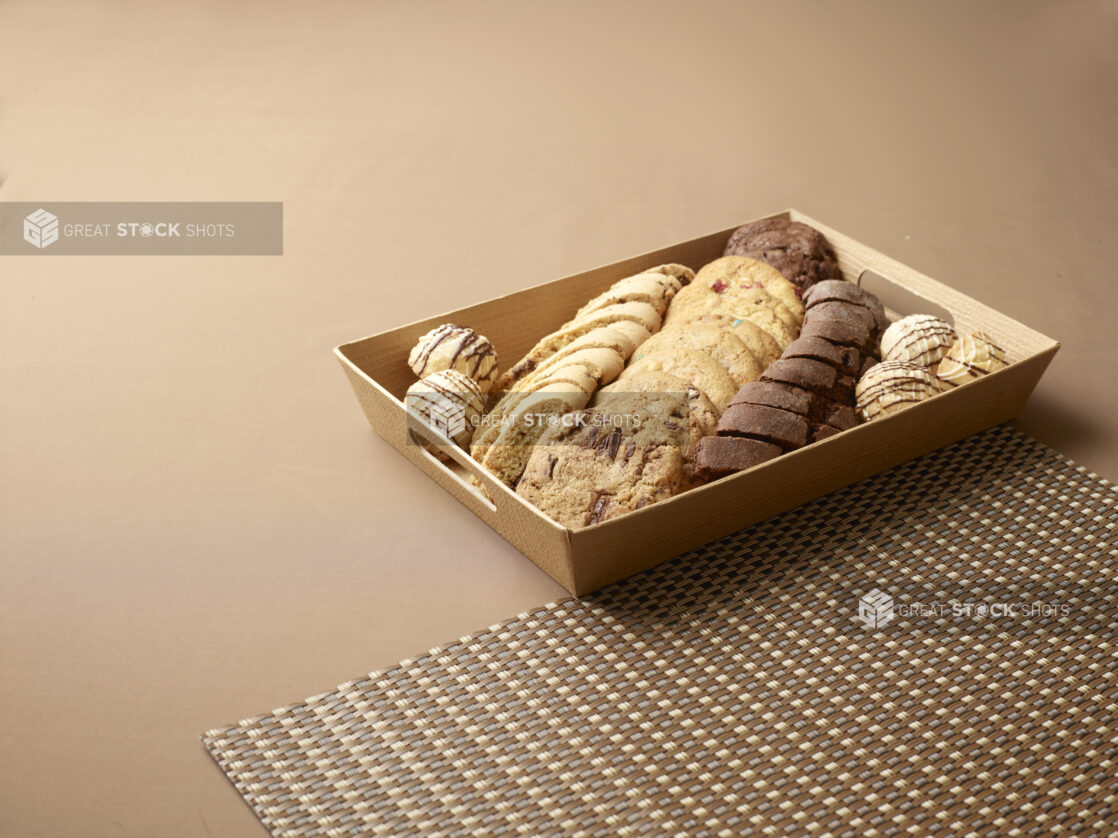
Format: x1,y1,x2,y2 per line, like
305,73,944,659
396,219,1013,528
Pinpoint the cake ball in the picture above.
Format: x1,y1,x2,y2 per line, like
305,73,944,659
936,332,1008,388
880,314,957,367
405,369,485,450
408,324,499,392
856,360,942,421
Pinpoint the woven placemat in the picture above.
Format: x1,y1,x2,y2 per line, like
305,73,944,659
204,426,1118,836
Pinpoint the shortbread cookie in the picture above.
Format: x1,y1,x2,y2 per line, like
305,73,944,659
723,217,842,293
629,324,763,386
405,369,486,454
506,325,643,393
572,267,689,320
619,348,738,414
471,363,599,456
408,324,499,392
856,360,942,421
935,332,1008,388
691,436,783,483
517,346,625,392
516,411,684,527
880,314,956,367
497,301,660,392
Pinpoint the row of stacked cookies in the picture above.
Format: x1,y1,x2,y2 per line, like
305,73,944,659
691,279,888,481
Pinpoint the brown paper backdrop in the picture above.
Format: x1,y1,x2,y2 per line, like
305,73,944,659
1,1,1115,836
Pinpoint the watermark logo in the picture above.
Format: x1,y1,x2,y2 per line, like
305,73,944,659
858,588,895,628
23,209,59,249
855,581,1073,630
2,202,282,255
427,399,466,440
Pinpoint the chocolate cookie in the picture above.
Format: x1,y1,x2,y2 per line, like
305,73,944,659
716,402,810,449
691,436,783,483
515,409,684,527
781,336,861,375
723,218,842,293
760,357,838,396
802,279,889,333
799,317,874,350
727,380,813,416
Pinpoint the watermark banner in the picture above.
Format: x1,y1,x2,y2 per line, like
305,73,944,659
0,202,282,255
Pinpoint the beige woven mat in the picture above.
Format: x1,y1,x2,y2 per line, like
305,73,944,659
203,426,1118,836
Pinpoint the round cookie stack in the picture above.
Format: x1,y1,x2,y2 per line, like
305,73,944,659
472,264,693,488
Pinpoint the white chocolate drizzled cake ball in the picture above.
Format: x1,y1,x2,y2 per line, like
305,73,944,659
936,332,1008,388
405,369,485,450
856,360,943,421
880,314,957,367
408,324,499,392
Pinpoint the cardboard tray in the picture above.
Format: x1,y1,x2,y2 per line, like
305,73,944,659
335,210,1059,595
